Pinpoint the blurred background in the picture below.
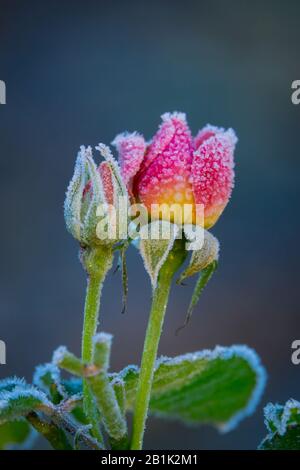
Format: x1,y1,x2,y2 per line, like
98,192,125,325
0,0,300,449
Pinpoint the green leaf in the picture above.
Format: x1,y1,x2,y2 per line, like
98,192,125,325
259,399,300,450
58,345,266,432
118,345,266,431
0,420,35,450
0,377,27,394
33,363,66,404
0,386,52,424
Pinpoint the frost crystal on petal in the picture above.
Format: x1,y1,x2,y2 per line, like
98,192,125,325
112,132,146,187
194,124,224,150
192,128,237,228
133,112,194,216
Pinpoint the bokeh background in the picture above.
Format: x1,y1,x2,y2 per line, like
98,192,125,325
1,0,300,449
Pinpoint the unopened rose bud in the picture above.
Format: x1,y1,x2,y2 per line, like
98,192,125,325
113,112,237,229
64,145,129,248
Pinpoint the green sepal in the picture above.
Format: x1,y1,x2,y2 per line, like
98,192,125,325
0,386,52,424
139,221,180,289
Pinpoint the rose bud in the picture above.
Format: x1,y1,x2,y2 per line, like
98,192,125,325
112,112,237,229
64,145,128,248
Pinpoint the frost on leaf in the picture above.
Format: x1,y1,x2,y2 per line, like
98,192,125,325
259,399,300,450
118,345,266,432
0,377,27,394
0,386,52,424
33,363,66,404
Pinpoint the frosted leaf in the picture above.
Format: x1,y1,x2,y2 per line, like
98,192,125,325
117,344,266,432
0,386,52,424
0,377,26,394
33,363,67,402
259,399,300,450
264,399,300,436
52,346,68,365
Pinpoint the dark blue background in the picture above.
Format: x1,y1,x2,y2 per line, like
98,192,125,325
0,0,300,449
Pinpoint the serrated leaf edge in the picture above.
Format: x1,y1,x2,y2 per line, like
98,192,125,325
118,344,267,432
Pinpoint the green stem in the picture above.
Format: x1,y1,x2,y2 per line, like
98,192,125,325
130,271,172,450
88,373,128,449
27,412,72,450
80,245,113,446
131,240,187,450
88,333,128,449
82,274,104,362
